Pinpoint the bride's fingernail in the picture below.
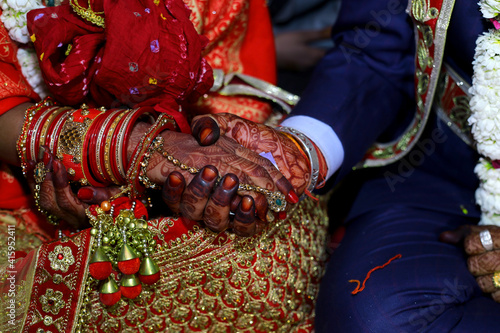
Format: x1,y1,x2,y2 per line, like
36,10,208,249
240,196,254,212
41,147,52,166
168,172,183,187
200,128,214,145
192,117,220,146
278,211,287,220
201,166,218,182
78,188,94,201
286,190,299,204
222,174,238,190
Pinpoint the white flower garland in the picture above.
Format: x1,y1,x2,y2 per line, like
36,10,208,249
17,47,49,97
469,0,500,225
0,0,44,44
0,0,47,98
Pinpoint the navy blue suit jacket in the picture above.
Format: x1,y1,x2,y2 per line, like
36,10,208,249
292,0,483,178
291,0,488,217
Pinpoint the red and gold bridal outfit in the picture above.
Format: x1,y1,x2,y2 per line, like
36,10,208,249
0,0,329,332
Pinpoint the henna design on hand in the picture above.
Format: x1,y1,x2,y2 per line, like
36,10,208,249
34,154,87,229
492,290,500,302
467,250,500,276
465,226,500,255
137,128,294,237
203,174,239,232
180,166,218,221
192,114,310,194
233,196,257,237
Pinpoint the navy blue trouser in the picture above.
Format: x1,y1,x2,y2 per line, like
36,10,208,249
315,205,500,332
315,115,500,332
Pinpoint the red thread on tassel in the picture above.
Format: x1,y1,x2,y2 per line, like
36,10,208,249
349,254,402,295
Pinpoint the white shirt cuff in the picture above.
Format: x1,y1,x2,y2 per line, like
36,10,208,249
280,115,343,180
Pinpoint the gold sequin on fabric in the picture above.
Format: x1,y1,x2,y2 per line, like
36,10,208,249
48,245,75,273
412,0,439,23
76,197,330,332
39,288,65,315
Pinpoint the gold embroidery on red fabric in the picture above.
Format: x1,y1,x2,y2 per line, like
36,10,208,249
0,70,32,99
39,288,65,315
48,245,75,273
75,197,329,332
18,231,91,332
0,23,15,62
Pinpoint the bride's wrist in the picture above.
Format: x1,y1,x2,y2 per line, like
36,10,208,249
125,114,178,197
126,121,153,165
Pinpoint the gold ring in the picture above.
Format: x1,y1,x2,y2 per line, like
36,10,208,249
493,271,500,289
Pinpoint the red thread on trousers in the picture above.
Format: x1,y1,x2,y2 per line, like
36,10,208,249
348,254,402,295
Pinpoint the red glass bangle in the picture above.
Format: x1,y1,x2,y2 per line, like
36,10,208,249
109,109,134,184
38,107,68,154
20,107,46,164
84,112,108,185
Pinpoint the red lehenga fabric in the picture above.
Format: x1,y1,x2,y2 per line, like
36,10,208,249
0,1,330,332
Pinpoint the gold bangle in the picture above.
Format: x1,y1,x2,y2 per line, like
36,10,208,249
56,106,106,185
126,114,176,198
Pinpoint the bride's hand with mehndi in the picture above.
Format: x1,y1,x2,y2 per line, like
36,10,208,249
31,120,295,237
141,127,297,236
25,146,121,229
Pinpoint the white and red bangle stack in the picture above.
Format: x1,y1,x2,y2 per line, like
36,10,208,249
276,126,328,198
